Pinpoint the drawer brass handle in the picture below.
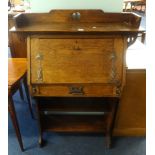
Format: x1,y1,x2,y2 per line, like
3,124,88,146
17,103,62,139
69,86,84,95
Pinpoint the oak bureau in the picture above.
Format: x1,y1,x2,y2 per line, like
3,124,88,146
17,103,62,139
11,10,144,148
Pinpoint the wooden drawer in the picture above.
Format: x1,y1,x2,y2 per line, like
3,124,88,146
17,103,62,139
31,84,118,97
29,37,124,85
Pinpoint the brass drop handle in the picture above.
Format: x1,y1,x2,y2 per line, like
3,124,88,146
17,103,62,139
35,53,43,82
110,51,116,81
37,68,43,81
69,86,84,95
35,53,43,60
110,53,116,60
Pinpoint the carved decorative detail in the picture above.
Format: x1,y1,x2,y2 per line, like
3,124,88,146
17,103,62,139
115,80,122,96
127,35,137,47
32,86,39,94
108,51,122,96
116,87,121,96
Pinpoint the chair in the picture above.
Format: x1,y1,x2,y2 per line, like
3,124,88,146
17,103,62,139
132,0,146,13
123,0,146,13
8,58,33,151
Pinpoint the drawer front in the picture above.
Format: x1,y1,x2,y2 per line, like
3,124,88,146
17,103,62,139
30,84,118,97
30,37,124,85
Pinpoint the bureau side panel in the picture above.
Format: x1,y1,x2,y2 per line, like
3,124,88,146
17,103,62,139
9,32,27,58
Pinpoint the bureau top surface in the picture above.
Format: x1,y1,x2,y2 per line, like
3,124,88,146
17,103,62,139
10,10,144,34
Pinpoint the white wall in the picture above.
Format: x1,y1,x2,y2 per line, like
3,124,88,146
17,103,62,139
30,0,123,13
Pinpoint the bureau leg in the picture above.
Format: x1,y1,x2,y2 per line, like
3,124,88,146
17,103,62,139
105,98,119,149
36,100,44,147
39,135,44,147
105,113,112,149
105,132,112,149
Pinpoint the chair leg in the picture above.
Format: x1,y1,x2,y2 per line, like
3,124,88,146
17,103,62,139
8,95,24,151
141,32,146,44
23,75,34,119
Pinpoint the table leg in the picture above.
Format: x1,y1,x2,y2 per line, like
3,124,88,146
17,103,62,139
141,32,146,44
8,95,24,151
23,75,34,119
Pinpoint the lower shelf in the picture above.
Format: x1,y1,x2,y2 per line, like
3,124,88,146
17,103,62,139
41,115,107,132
